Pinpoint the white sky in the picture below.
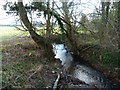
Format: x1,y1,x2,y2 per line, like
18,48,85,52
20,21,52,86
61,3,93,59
0,0,101,25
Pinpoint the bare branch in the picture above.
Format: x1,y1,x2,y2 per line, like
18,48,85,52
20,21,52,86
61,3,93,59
53,72,60,90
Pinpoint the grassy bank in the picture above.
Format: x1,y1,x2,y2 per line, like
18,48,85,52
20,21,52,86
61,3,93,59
1,27,61,88
81,46,120,85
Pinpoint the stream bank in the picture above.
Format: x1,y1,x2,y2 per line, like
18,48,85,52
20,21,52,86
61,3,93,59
52,43,119,89
2,36,120,89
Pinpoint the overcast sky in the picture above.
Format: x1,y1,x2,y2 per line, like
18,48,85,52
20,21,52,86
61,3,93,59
0,0,101,25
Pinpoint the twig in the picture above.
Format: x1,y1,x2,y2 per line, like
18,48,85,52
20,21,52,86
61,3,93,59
28,65,43,80
14,26,28,31
79,45,96,55
53,72,60,90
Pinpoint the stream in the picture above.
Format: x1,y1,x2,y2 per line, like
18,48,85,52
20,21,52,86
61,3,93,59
52,43,118,88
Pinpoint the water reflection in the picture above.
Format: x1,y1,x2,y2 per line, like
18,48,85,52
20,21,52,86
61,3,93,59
52,43,117,88
73,64,111,87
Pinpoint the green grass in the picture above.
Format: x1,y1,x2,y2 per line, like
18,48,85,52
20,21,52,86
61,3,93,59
77,30,98,34
0,26,29,42
0,26,97,42
2,57,42,88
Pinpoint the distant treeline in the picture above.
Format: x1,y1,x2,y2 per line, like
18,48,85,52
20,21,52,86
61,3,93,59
0,25,21,27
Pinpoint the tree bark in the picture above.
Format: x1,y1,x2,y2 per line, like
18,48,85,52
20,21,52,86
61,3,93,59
46,1,52,36
18,1,54,60
101,1,110,25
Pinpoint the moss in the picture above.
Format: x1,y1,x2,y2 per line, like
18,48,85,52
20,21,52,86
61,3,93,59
102,52,119,66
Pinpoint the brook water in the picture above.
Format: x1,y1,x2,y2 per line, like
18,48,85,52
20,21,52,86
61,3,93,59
52,43,118,88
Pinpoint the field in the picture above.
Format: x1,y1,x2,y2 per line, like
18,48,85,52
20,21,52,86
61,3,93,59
0,26,29,42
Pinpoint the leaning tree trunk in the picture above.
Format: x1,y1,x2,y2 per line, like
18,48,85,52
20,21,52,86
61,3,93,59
18,1,54,60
